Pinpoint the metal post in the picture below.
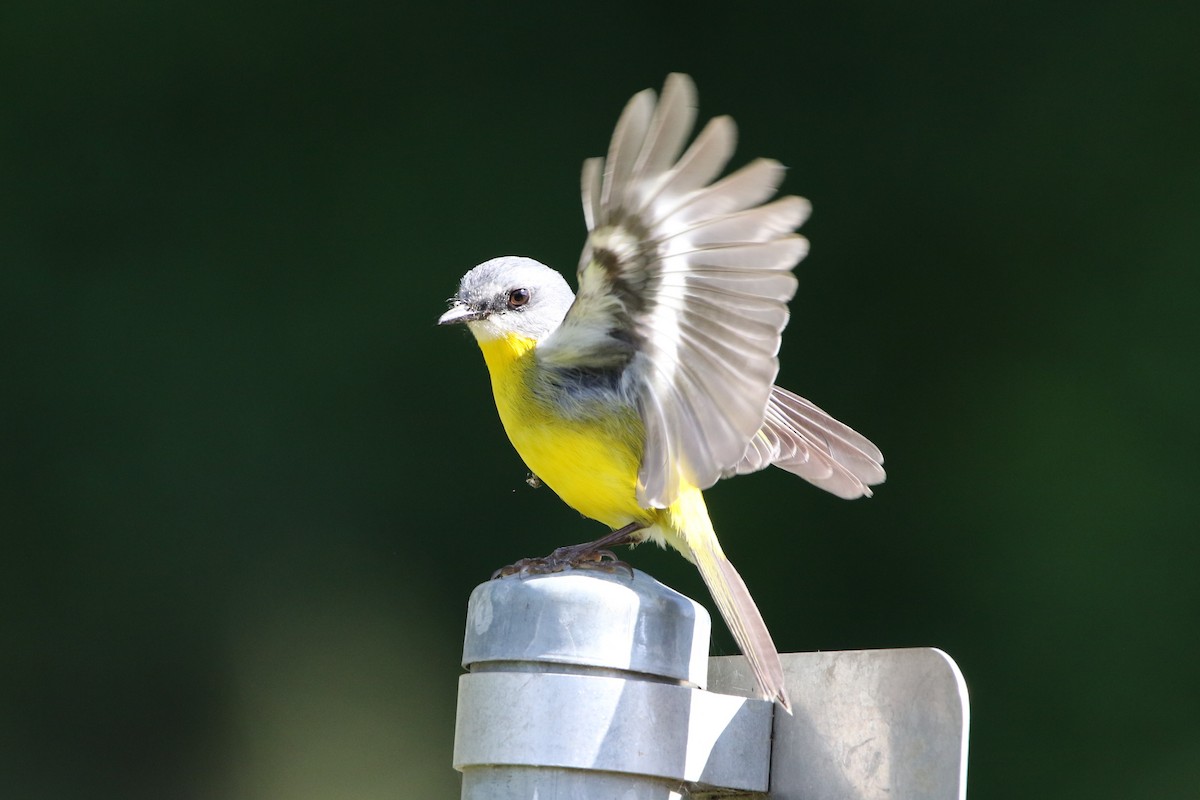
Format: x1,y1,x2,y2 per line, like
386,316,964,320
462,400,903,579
453,569,970,799
453,569,773,798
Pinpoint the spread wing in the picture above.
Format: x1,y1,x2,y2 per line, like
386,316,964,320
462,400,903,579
538,74,813,508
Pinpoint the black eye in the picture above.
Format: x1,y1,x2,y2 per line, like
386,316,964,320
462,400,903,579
507,288,530,309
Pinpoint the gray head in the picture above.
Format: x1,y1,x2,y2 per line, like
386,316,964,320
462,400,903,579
438,256,576,343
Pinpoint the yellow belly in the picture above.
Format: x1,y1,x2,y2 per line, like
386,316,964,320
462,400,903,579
477,334,652,529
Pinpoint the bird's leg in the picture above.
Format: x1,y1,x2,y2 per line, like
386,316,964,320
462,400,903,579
543,522,645,570
493,522,646,579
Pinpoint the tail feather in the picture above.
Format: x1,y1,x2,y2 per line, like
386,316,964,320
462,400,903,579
730,385,886,500
700,548,791,713
670,488,791,712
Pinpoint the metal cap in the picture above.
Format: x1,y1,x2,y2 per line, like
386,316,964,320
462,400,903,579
462,568,711,687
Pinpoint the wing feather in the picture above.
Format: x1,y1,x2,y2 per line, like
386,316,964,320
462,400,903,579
658,158,787,227
632,73,696,182
601,90,656,211
664,241,804,273
540,73,879,507
581,157,603,231
641,116,737,216
659,197,811,248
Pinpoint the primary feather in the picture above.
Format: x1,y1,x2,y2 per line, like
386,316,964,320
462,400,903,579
542,74,831,509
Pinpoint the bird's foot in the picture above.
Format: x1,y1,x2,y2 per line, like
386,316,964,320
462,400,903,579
492,545,633,579
491,522,646,580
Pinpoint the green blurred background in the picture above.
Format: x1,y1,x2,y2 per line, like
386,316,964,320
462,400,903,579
4,1,1198,797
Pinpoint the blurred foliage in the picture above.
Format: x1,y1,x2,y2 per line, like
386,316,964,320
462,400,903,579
3,1,1198,798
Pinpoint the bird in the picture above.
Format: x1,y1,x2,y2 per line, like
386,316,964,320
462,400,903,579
438,74,884,712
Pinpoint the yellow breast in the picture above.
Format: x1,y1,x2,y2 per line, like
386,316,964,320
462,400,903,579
476,334,652,529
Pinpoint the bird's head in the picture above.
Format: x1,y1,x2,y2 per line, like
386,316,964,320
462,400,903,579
438,256,575,344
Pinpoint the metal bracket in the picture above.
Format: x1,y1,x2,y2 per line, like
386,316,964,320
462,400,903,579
710,649,970,799
452,570,969,798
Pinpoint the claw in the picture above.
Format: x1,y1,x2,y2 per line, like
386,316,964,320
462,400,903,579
491,522,647,581
491,551,629,579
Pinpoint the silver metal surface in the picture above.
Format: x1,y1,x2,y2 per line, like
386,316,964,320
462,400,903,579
460,766,685,800
454,671,771,791
455,571,969,798
455,570,773,798
463,569,711,687
710,648,970,799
